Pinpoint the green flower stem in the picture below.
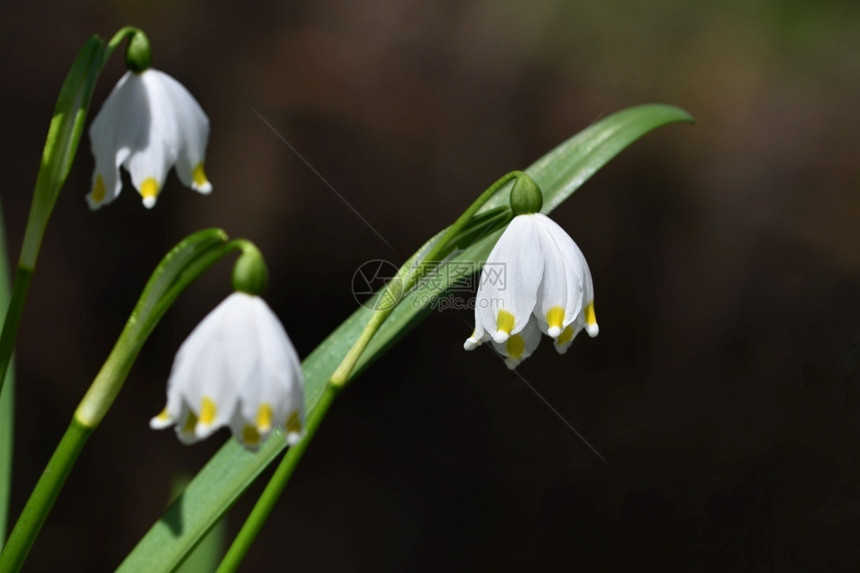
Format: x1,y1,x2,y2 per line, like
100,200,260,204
330,169,522,386
0,200,15,548
329,303,395,386
220,170,523,567
0,369,12,549
0,420,90,573
2,283,174,569
0,230,259,571
73,317,156,428
216,384,341,573
0,26,141,401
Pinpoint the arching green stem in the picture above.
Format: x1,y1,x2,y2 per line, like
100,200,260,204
219,171,527,569
0,230,266,572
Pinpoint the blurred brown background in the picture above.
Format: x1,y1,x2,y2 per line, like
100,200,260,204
2,0,859,571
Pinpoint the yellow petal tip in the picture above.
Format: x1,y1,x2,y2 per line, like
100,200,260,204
256,403,273,433
192,163,212,194
91,175,106,204
199,397,217,426
140,177,159,208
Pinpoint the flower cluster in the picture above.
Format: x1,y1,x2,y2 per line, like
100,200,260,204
87,46,598,451
465,213,598,368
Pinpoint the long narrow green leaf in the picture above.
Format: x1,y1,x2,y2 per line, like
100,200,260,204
118,103,693,571
170,477,226,573
20,36,106,268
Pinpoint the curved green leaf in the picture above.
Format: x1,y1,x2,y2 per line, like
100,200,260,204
118,103,693,572
20,36,105,268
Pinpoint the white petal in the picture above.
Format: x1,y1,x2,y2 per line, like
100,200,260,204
553,317,583,355
88,72,146,208
149,409,173,430
578,256,598,337
167,294,245,439
463,328,489,351
228,408,262,450
156,70,212,194
242,297,304,430
169,397,203,444
474,215,544,344
533,219,573,338
491,317,542,369
534,214,588,335
124,70,183,206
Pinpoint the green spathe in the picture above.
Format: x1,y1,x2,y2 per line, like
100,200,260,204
125,30,151,73
510,172,543,215
231,242,268,296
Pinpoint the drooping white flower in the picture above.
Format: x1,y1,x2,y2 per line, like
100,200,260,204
88,69,212,210
464,213,598,367
150,292,305,450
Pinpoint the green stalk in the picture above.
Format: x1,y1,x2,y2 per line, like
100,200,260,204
0,371,11,549
0,421,90,572
1,315,154,571
0,230,248,571
330,170,521,386
219,171,522,568
0,201,15,548
215,385,340,573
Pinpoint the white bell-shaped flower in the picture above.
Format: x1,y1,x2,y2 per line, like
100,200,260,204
88,69,212,210
464,213,598,367
151,292,305,450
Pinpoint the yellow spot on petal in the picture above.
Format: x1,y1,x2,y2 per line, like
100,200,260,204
140,177,159,201
192,163,209,188
557,325,575,346
506,334,526,360
496,309,515,335
199,397,216,426
585,302,597,326
181,411,198,434
256,403,273,433
155,407,170,421
285,410,302,435
242,425,260,446
92,175,106,203
546,306,565,331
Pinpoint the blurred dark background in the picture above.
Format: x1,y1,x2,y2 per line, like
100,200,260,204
2,0,859,571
